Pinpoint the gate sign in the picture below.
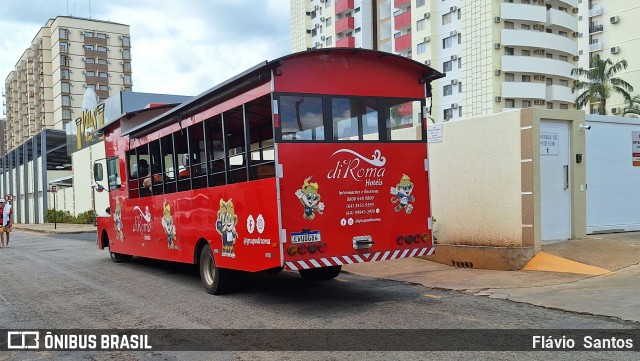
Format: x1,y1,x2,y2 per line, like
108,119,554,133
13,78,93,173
50,185,58,193
633,131,640,167
540,132,559,156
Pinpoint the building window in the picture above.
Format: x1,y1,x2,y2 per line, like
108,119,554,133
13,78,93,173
97,46,107,52
458,57,462,69
546,53,553,59
123,75,132,85
458,106,463,118
559,31,568,37
60,42,69,52
547,102,554,109
458,33,461,44
504,21,515,29
505,99,515,108
86,70,96,77
417,0,425,7
85,58,95,64
521,49,530,56
122,36,130,47
443,60,453,72
505,73,515,82
442,35,454,49
458,82,462,93
99,72,109,78
522,75,531,82
84,44,94,51
560,104,569,109
417,19,425,31
443,84,452,96
559,79,569,86
59,28,69,39
62,95,71,106
86,84,96,89
559,7,567,12
61,82,70,93
417,42,427,55
442,12,452,25
326,36,333,46
559,55,568,62
521,24,530,30
97,33,107,39
546,78,553,86
84,31,94,37
505,47,514,55
98,58,108,65
61,68,70,80
99,84,109,91
62,108,72,120
458,9,461,20
122,49,131,59
326,17,332,26
123,62,132,72
522,100,531,108
443,108,453,120
325,0,332,7
60,55,70,66
355,27,361,33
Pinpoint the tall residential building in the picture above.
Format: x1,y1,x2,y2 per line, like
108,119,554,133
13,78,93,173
577,0,640,115
3,16,132,152
291,0,579,122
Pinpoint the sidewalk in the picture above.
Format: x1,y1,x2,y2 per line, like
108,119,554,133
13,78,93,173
13,222,97,234
12,223,640,322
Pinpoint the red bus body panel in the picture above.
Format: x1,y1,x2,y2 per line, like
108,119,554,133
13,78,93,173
278,143,433,270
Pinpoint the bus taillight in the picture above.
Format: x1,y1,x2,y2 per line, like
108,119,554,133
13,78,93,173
318,242,327,253
308,243,318,254
287,245,297,256
298,244,308,255
396,235,405,245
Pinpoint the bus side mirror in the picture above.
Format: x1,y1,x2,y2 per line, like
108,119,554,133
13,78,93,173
94,163,104,181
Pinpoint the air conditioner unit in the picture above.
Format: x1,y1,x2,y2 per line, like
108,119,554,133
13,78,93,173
105,34,110,38
495,96,502,102
533,74,546,81
451,103,458,109
82,84,87,88
450,54,458,60
108,60,111,64
533,48,545,55
424,60,431,66
450,6,457,12
119,35,123,39
611,107,621,114
321,35,325,40
494,17,501,23
495,69,501,76
315,23,320,28
424,36,430,42
450,30,458,36
320,16,325,21
451,79,458,85
424,12,430,19
534,99,545,105
611,46,620,54
81,58,85,62
533,24,545,31
573,55,580,61
610,15,620,24
494,43,501,49
573,32,579,38
315,5,319,10
572,8,579,14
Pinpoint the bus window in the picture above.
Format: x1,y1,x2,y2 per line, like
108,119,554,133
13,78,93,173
331,98,380,141
205,115,226,187
280,96,324,141
129,146,150,198
173,128,190,191
148,140,165,195
106,157,121,191
224,106,247,184
386,100,423,141
248,96,275,180
161,134,177,194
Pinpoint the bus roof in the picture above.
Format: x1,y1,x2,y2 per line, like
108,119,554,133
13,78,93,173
124,48,444,138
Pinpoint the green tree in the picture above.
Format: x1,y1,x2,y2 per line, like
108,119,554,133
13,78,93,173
571,55,633,115
622,94,640,118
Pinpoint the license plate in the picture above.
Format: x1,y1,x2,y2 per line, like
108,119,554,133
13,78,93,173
291,231,321,244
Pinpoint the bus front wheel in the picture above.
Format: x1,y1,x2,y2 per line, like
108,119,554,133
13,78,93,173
299,265,342,282
199,243,231,295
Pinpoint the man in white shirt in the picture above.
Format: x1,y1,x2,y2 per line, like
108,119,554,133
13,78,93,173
0,198,13,248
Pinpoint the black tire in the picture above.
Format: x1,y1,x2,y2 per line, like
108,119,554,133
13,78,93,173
199,243,232,295
299,265,342,282
110,251,132,263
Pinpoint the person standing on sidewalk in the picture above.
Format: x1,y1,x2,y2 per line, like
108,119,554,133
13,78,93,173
0,199,13,248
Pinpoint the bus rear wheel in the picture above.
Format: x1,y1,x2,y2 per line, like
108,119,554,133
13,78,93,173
199,243,231,295
299,265,342,282
110,251,132,263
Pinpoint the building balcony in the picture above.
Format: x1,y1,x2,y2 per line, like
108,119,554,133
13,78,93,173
394,0,411,9
502,81,546,99
501,29,578,55
501,56,575,78
589,24,604,34
336,36,356,48
394,10,411,31
546,84,575,103
395,33,411,52
557,0,577,8
589,6,603,17
335,0,354,15
335,16,355,34
590,42,603,52
501,3,546,23
548,8,577,32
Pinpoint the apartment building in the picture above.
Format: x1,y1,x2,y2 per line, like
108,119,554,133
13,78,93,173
578,0,640,115
3,16,132,152
291,0,579,122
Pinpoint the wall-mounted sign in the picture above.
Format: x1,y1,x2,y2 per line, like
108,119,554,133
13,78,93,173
540,132,559,156
427,123,443,143
633,131,640,166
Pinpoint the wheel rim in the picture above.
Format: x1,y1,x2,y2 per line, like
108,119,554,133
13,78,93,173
202,252,216,286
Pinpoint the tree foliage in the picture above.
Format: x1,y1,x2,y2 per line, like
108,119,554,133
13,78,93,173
571,55,633,115
622,95,640,118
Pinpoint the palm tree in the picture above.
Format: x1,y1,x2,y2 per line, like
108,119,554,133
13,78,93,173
622,95,640,118
571,55,633,115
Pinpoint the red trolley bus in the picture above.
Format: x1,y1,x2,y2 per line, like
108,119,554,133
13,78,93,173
93,48,444,294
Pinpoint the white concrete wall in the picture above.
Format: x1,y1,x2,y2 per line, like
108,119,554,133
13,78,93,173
428,110,524,246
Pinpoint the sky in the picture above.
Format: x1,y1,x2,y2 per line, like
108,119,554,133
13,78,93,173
0,0,292,101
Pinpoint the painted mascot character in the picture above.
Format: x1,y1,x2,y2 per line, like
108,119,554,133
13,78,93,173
390,174,415,214
161,200,177,249
216,199,238,258
113,199,124,241
295,177,325,220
